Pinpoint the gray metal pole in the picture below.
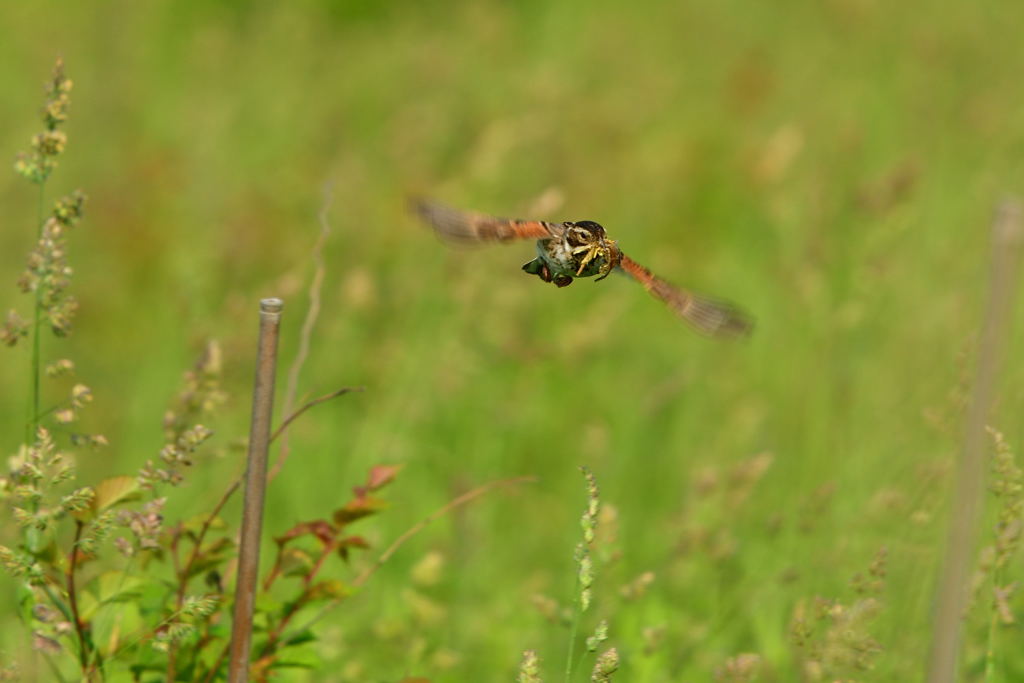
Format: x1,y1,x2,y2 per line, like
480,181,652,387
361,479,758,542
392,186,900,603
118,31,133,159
228,298,284,683
926,202,1023,682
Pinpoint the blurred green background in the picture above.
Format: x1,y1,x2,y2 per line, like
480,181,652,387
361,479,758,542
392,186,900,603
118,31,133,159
2,0,1024,680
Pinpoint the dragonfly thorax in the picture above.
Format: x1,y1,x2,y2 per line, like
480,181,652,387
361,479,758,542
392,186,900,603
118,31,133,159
532,221,620,282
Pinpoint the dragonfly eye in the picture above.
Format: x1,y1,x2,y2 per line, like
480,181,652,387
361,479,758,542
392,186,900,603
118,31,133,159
567,226,593,247
574,220,605,237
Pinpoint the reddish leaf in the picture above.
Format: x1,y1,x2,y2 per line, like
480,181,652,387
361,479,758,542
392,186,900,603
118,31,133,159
336,535,370,562
365,464,403,492
351,464,403,499
333,496,389,527
339,535,370,549
274,520,337,547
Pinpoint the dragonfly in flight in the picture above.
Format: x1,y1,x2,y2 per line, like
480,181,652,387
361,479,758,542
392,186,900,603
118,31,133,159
411,198,752,338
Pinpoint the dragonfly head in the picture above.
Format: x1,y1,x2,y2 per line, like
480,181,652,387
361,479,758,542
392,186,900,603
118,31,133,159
566,220,606,247
566,221,620,281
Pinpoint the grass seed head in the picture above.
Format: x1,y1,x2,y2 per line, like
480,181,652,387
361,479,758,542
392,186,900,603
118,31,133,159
517,649,542,683
14,58,73,184
715,653,762,682
590,647,619,682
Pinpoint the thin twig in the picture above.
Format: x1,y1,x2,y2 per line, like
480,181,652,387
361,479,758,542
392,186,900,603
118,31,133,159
183,386,362,578
202,645,229,683
165,531,182,682
174,478,242,606
104,598,202,663
926,200,1024,682
353,475,536,588
257,543,335,657
268,182,334,483
269,386,364,444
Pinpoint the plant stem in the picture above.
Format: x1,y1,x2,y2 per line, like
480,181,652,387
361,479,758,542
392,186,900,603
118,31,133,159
983,568,1002,681
67,521,89,672
15,562,73,681
179,479,241,605
259,543,335,660
103,603,192,666
268,181,333,483
269,386,364,446
203,645,229,683
28,182,46,445
352,476,536,589
564,573,582,683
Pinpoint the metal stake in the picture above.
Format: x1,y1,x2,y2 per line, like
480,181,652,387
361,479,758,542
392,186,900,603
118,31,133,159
228,298,284,683
926,201,1024,682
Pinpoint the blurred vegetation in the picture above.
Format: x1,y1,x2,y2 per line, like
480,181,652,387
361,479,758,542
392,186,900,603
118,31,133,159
2,0,1024,680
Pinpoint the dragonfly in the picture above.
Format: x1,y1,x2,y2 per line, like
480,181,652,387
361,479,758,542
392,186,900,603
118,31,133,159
411,198,752,338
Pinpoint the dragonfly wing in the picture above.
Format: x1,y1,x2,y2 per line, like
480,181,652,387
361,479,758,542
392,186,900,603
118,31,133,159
617,254,753,338
411,197,558,245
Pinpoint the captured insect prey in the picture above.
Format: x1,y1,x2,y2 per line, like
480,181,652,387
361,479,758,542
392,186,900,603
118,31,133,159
410,197,753,338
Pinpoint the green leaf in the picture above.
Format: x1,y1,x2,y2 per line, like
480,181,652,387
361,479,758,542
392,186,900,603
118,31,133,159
269,645,321,670
87,476,142,518
279,547,315,578
136,579,173,618
302,579,349,604
186,537,235,579
80,571,146,620
180,513,227,537
281,629,317,647
25,526,57,559
15,582,36,624
91,599,143,657
96,570,146,603
126,644,168,679
76,588,99,622
254,592,282,618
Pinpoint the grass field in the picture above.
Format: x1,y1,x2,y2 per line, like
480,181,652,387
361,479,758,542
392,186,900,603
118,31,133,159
2,1,1024,680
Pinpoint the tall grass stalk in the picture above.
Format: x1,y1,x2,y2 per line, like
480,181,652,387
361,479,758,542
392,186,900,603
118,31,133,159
980,426,1023,681
29,184,46,445
13,58,75,443
564,571,582,683
564,467,600,683
983,574,1000,681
